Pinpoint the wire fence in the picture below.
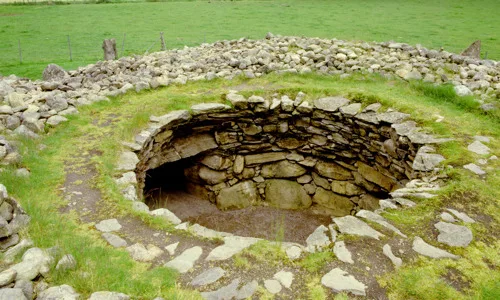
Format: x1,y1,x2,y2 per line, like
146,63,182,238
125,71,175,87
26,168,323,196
0,31,216,68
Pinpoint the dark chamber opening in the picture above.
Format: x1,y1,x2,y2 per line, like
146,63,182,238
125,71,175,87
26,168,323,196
143,158,333,245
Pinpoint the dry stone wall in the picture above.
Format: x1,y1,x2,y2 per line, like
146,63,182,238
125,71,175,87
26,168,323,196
128,92,447,216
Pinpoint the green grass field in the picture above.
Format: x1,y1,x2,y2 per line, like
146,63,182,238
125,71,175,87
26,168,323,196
1,0,499,79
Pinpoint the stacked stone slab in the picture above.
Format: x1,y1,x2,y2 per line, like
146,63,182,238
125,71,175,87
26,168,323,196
129,93,447,216
0,184,30,252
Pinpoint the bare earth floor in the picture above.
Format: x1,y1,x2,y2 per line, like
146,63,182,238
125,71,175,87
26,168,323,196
147,190,332,245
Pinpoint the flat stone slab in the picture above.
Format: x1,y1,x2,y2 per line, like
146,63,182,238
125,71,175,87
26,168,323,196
463,163,486,175
88,291,130,300
285,245,302,260
101,233,127,248
191,103,231,115
467,141,490,155
165,242,179,255
95,219,122,233
447,209,475,223
412,237,459,259
434,221,473,247
314,96,350,112
333,241,353,264
321,268,367,296
382,244,402,268
206,236,260,261
0,288,28,300
356,210,407,238
333,216,384,240
273,270,294,289
150,208,181,225
164,246,203,273
191,267,226,287
306,225,331,252
201,278,240,300
236,280,258,299
264,279,282,294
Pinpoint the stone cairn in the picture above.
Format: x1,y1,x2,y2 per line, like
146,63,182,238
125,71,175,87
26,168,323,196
115,91,448,218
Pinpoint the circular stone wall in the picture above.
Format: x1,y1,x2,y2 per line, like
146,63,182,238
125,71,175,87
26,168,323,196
127,92,446,217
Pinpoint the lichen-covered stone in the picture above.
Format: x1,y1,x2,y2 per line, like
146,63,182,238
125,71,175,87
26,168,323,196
265,179,312,209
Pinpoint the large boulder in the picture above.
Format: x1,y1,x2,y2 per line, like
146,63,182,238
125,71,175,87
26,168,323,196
265,179,312,209
217,181,259,210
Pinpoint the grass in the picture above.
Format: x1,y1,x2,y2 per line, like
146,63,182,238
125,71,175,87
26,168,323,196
0,72,499,298
1,0,500,78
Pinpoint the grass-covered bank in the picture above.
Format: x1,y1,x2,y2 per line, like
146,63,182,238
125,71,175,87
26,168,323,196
1,73,499,298
1,0,499,78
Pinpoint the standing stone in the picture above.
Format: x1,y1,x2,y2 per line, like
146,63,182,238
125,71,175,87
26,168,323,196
460,40,481,59
265,180,311,209
102,39,117,61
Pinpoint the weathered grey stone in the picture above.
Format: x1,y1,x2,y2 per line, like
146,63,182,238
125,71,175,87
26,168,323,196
314,97,350,112
226,92,247,109
199,166,227,184
153,110,191,127
10,247,53,281
37,285,79,300
102,232,127,248
88,291,130,300
233,155,244,174
321,268,367,296
244,152,286,165
447,209,475,223
3,239,33,263
165,242,179,256
331,181,362,196
236,280,258,300
315,161,352,180
173,133,218,159
7,92,25,108
440,212,457,222
164,246,203,273
42,64,68,81
339,103,361,116
0,288,27,300
382,244,402,268
312,188,354,216
95,219,122,233
454,85,473,96
265,179,311,209
150,208,181,225
264,279,282,294
55,254,77,271
201,278,240,300
14,125,39,139
412,146,445,171
463,163,486,175
412,237,459,259
131,201,149,213
377,111,410,124
261,160,306,178
0,233,19,250
434,221,473,247
306,225,331,252
357,162,396,191
460,40,481,58
333,216,384,240
46,95,69,112
116,151,139,171
311,172,330,190
217,181,259,210
356,210,407,237
467,141,490,155
190,223,232,239
0,269,16,287
191,267,226,287
127,243,163,262
333,241,353,264
13,280,33,300
191,103,231,115
206,236,260,261
46,115,68,126
273,270,293,289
